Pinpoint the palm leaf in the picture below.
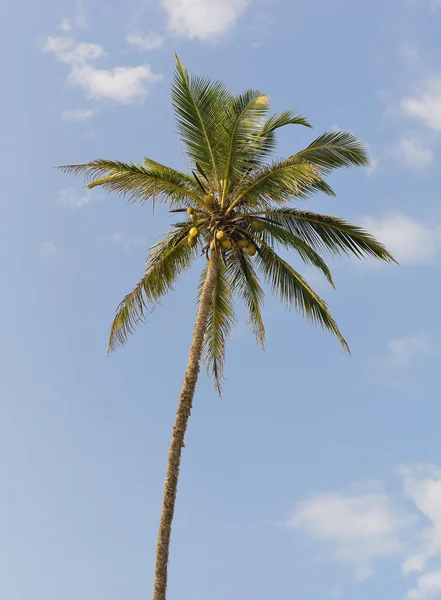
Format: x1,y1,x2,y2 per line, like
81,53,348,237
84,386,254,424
228,160,332,212
254,239,350,352
58,159,201,208
257,109,312,157
254,220,335,287
225,247,265,346
292,131,370,174
200,260,236,394
222,90,270,202
108,225,197,352
248,209,396,262
172,55,232,189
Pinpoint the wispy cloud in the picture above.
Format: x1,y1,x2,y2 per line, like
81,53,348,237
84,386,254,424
58,0,87,31
160,0,251,41
126,32,164,51
112,233,148,251
387,333,432,369
57,187,95,209
61,107,94,122
287,490,409,581
394,135,434,169
402,75,441,132
40,241,57,257
58,18,72,32
400,464,441,599
286,464,441,597
360,213,441,265
43,35,162,105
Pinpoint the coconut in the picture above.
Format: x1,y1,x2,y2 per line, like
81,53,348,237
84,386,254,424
210,240,216,250
237,238,249,249
251,220,265,232
187,207,194,215
246,244,257,256
188,235,197,248
221,239,232,251
216,230,226,240
204,194,215,207
190,227,199,237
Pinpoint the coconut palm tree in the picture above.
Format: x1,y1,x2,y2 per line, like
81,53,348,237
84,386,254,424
60,56,394,600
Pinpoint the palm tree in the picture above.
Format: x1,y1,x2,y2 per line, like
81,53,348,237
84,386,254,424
60,55,394,600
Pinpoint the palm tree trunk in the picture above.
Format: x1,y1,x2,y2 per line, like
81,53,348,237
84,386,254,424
152,252,219,600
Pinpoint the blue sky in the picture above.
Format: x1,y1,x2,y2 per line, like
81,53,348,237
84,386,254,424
3,0,441,599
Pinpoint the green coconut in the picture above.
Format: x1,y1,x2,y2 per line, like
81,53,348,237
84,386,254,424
204,194,215,207
190,227,199,237
216,230,226,241
188,235,197,248
251,220,265,232
187,207,194,215
246,244,257,256
221,239,232,251
237,238,249,249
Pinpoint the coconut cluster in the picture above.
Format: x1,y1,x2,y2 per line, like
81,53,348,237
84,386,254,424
185,196,265,259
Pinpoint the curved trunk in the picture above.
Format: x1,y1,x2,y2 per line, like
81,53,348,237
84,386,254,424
152,252,219,600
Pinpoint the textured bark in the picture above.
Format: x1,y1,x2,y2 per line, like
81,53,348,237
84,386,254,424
152,252,219,600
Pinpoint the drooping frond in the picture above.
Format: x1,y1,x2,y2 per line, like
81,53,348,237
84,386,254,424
228,159,333,212
246,209,396,262
172,55,233,188
257,109,312,158
254,239,350,352
108,225,198,352
225,247,265,346
222,90,270,201
200,259,236,394
58,159,201,208
292,131,369,174
255,220,335,287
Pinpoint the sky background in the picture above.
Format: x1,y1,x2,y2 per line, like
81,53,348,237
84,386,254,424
2,0,441,599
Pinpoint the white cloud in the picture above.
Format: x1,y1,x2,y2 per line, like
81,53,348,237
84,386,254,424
407,570,441,600
399,465,441,599
57,187,95,209
112,233,148,251
68,64,161,104
43,36,105,65
58,18,72,32
43,35,162,105
161,0,250,40
395,135,433,169
40,241,57,257
61,108,94,122
287,491,407,580
286,464,441,596
402,75,441,132
387,333,432,368
360,213,441,264
126,32,164,51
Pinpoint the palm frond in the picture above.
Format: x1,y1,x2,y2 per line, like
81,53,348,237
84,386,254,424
172,55,233,188
200,260,236,394
225,247,265,346
254,220,335,287
292,131,369,174
58,159,201,208
108,225,197,352
258,109,312,157
222,90,270,202
254,239,350,352
248,209,395,262
228,160,332,212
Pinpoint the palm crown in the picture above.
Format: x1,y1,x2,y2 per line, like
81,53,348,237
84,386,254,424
61,55,394,393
